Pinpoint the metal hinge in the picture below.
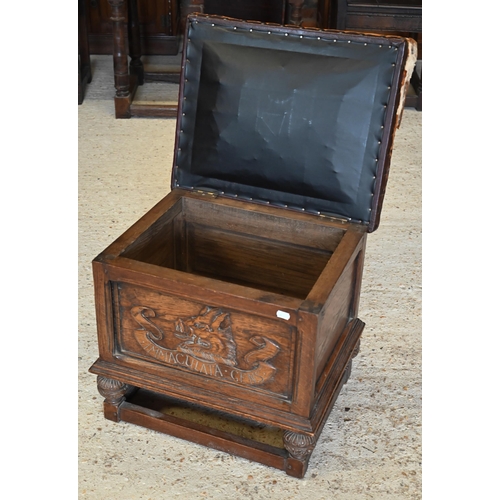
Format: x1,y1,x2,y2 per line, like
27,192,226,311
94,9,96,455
194,189,219,198
318,213,350,225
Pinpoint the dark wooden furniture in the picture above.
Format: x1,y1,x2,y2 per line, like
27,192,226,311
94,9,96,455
180,0,319,26
106,0,181,118
181,0,286,25
330,0,422,110
86,0,180,55
89,15,416,477
108,1,318,118
79,0,92,104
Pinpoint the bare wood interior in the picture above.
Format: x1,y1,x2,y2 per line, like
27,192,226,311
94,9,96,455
121,196,346,299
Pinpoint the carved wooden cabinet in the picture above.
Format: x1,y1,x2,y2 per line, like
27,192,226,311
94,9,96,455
90,14,416,477
86,0,180,54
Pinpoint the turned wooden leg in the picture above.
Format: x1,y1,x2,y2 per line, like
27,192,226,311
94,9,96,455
97,375,129,422
108,0,132,117
128,0,144,85
283,430,316,478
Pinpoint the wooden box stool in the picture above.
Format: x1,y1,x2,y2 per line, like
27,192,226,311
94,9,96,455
90,14,416,478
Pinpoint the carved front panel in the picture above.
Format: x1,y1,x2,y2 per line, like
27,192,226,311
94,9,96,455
114,282,295,399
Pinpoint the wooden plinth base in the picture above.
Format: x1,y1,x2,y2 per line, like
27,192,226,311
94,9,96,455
91,318,363,478
97,358,352,478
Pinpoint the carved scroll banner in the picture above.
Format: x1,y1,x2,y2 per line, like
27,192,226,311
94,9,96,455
131,305,281,387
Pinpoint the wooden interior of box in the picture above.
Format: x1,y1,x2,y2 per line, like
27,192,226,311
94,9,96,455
121,196,346,300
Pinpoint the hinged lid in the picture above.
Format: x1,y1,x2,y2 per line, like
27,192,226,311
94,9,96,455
172,14,416,232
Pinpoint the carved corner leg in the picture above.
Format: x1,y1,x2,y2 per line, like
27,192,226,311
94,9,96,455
283,430,316,478
97,375,129,422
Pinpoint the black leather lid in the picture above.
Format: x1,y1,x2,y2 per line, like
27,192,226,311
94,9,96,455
172,15,415,231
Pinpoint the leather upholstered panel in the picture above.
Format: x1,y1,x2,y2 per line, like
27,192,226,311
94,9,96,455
172,16,412,227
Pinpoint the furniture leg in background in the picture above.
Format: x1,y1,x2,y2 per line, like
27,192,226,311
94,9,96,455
108,0,180,118
79,0,92,104
108,0,317,118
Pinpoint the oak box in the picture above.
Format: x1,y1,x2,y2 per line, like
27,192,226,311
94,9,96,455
89,14,416,478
